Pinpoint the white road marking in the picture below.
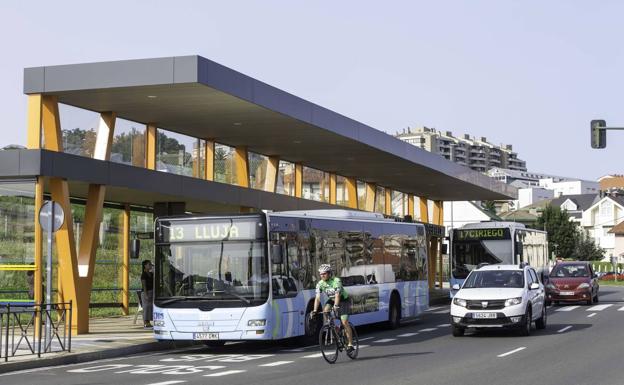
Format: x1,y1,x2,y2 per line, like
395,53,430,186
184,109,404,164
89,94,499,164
280,348,304,352
302,353,324,358
205,370,246,377
397,333,418,337
587,313,597,318
418,328,437,332
556,306,579,312
433,310,450,314
359,337,374,341
558,326,573,333
618,306,624,311
437,323,451,327
497,347,526,358
587,304,613,311
426,306,443,312
373,338,397,343
259,361,293,367
147,381,187,385
358,344,370,349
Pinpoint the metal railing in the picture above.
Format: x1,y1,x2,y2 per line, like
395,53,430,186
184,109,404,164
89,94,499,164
0,301,72,362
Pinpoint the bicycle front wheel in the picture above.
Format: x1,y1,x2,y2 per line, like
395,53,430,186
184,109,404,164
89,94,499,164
343,322,359,359
319,325,339,364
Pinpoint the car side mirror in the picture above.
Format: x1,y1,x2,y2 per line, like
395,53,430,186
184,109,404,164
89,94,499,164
529,282,540,290
452,284,460,290
271,244,283,264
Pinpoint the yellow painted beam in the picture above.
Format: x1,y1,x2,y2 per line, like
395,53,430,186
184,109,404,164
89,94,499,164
329,173,337,205
419,197,429,223
432,200,443,225
41,96,63,151
384,188,392,216
265,156,279,192
407,194,415,218
205,140,214,181
364,183,376,212
234,146,249,187
26,94,42,149
93,112,116,160
145,123,157,170
345,177,357,209
122,204,130,315
295,163,303,198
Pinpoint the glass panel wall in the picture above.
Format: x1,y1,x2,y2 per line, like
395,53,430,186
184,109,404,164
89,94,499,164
357,181,367,210
392,191,406,217
156,129,197,177
375,186,386,214
276,160,295,196
59,104,99,157
214,143,238,185
336,175,349,206
248,152,271,191
110,118,146,167
303,166,329,202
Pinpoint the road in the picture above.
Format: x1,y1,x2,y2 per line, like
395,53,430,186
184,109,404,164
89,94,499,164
2,286,623,385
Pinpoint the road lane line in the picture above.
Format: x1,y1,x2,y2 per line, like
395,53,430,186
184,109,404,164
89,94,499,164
587,313,597,318
618,306,624,311
437,323,451,327
373,338,397,343
558,326,573,333
205,370,246,377
147,381,187,385
280,348,304,352
497,347,526,358
426,306,443,312
359,337,374,341
418,328,437,332
587,304,613,311
433,310,450,314
259,361,294,367
302,353,324,358
556,306,579,312
397,333,418,337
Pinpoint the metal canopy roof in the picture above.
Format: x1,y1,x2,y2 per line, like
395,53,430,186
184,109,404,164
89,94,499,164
24,55,516,201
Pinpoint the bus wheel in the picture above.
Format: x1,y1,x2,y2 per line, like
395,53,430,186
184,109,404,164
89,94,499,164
388,296,401,329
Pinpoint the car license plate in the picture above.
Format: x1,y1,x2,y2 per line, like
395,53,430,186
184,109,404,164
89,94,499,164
194,332,219,340
560,291,575,296
472,312,497,319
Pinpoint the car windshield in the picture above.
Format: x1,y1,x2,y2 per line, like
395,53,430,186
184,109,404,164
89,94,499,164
551,265,589,278
462,270,525,289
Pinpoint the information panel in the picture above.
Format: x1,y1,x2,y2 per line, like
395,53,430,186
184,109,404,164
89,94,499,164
157,217,266,243
453,228,511,241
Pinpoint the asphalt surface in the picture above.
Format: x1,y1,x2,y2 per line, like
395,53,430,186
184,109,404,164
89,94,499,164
2,286,623,385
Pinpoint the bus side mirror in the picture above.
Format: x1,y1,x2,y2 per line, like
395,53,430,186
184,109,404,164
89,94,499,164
130,239,141,259
271,244,283,264
452,284,460,290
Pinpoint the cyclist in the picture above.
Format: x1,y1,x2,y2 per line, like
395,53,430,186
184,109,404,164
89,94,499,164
311,264,354,352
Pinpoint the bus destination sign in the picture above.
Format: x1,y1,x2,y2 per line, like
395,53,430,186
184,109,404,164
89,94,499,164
159,218,265,243
454,228,511,241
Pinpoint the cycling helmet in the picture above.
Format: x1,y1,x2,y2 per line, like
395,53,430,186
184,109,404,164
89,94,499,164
318,264,332,274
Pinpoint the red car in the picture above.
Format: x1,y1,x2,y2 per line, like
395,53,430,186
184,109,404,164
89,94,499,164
545,262,599,306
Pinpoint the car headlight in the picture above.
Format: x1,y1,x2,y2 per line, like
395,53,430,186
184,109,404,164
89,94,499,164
546,283,556,290
453,298,467,307
577,283,590,289
248,319,266,327
505,297,523,307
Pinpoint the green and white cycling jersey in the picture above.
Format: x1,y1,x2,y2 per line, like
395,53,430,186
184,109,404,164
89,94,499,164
315,277,349,300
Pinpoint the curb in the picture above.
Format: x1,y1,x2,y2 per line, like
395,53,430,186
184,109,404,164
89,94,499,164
0,340,195,375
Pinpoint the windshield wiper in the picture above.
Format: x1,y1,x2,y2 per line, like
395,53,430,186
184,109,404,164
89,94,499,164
220,286,251,304
157,296,207,306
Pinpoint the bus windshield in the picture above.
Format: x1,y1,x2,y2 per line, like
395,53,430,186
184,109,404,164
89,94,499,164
155,240,269,305
452,240,511,279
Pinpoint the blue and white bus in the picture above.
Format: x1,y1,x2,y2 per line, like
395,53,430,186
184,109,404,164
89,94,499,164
151,210,429,343
450,222,549,295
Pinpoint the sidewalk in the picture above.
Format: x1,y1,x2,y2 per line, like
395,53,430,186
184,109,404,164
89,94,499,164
0,315,184,374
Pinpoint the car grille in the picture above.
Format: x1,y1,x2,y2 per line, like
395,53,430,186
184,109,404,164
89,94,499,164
466,299,506,310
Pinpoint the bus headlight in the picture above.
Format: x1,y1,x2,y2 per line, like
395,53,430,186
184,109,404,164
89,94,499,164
453,298,467,307
248,319,266,327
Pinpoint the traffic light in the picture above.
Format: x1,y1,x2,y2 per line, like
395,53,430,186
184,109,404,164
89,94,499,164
591,119,606,149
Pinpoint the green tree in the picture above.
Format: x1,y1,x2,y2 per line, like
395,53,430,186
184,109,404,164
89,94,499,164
537,205,578,259
572,230,604,261
481,200,497,216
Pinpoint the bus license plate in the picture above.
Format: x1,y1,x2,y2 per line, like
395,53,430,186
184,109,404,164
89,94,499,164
560,291,574,296
194,332,219,340
472,312,497,319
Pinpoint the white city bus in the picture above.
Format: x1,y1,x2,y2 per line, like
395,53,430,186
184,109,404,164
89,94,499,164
151,210,429,343
449,222,549,294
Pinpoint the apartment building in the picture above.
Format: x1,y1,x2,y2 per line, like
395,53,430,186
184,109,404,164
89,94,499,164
396,127,527,172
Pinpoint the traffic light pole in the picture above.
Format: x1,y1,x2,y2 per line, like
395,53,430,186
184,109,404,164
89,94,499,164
590,119,624,148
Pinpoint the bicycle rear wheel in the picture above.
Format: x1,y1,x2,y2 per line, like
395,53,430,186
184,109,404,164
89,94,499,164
319,325,339,364
342,322,359,359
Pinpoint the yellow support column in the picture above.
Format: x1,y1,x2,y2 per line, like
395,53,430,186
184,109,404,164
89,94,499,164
145,123,157,170
364,183,376,212
41,96,63,151
27,94,42,149
295,163,303,198
433,200,444,288
419,197,429,223
122,204,130,315
329,173,337,205
345,177,357,209
234,146,249,187
407,195,415,218
265,157,279,192
204,140,214,181
384,189,392,216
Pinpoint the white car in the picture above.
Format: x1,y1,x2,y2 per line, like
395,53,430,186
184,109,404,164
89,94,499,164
450,263,547,336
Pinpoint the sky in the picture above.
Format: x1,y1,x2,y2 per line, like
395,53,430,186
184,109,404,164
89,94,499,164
1,1,622,181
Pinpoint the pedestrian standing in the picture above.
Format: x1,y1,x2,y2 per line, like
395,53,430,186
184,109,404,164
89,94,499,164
141,260,154,328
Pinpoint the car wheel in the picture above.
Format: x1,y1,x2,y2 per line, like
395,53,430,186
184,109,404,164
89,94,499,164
520,308,532,336
535,306,547,330
452,325,465,337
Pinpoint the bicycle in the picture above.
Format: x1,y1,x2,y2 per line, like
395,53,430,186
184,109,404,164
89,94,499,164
313,309,359,364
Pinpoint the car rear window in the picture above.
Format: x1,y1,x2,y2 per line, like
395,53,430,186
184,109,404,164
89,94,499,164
551,264,589,278
463,270,524,289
